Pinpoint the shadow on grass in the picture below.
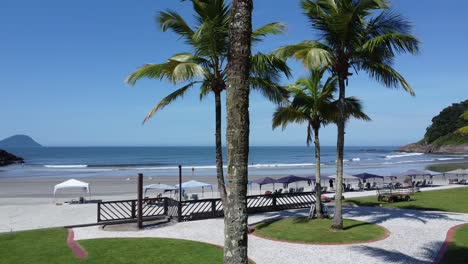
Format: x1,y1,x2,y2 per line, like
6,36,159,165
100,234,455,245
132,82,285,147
346,198,449,213
440,244,468,264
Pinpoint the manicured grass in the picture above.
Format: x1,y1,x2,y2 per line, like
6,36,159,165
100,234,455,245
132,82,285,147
426,162,468,172
254,218,387,244
441,225,468,264
346,187,468,213
0,228,228,264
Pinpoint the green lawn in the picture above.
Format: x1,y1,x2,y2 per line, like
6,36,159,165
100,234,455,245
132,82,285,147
346,187,468,213
426,162,468,172
254,218,387,244
0,228,228,264
441,225,468,264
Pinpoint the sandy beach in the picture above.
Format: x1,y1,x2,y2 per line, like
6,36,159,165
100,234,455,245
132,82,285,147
0,173,456,233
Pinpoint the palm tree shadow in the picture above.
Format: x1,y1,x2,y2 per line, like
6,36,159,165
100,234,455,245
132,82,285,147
343,205,465,225
350,241,444,264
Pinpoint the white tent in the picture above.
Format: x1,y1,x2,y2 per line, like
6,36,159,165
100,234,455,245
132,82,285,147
53,179,90,198
176,180,213,197
144,183,177,196
176,180,213,189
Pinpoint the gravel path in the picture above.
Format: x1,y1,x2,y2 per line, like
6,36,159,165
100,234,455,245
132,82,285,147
74,205,468,264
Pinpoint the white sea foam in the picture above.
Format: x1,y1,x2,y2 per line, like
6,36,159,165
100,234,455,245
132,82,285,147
250,163,314,168
384,153,424,159
437,157,464,161
351,158,361,161
44,165,88,168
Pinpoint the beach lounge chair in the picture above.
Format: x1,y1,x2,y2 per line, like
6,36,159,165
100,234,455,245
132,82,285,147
297,187,304,192
289,188,295,193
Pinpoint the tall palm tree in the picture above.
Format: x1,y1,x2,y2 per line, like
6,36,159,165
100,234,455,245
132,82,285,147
272,68,370,219
274,0,419,230
126,0,290,204
224,0,252,262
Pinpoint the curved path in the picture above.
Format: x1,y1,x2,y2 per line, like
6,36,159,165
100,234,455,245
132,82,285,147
73,206,468,264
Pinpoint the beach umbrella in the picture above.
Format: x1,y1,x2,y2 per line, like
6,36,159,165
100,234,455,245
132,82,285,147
253,177,277,194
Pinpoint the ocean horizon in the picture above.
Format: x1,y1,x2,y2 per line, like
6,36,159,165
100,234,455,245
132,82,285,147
1,146,466,179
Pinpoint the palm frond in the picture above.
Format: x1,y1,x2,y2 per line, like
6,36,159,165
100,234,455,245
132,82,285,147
157,10,195,44
361,32,420,55
250,77,288,104
273,41,333,68
143,82,198,124
358,60,415,96
126,64,166,86
272,105,309,130
341,96,372,121
252,22,287,43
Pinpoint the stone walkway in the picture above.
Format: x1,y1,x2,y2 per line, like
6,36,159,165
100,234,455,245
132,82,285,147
74,206,468,264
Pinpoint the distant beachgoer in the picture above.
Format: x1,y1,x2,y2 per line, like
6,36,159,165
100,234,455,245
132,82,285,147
329,179,334,189
192,167,195,176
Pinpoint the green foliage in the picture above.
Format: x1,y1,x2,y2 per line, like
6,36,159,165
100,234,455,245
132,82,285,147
440,225,468,264
272,69,370,145
424,100,468,144
274,0,420,95
254,218,387,243
0,228,232,264
346,188,468,213
126,0,290,122
431,131,468,147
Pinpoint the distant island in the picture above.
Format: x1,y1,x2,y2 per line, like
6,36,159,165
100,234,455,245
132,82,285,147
0,135,42,148
398,99,468,154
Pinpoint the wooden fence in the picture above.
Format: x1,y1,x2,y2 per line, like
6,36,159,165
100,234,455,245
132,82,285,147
97,192,316,224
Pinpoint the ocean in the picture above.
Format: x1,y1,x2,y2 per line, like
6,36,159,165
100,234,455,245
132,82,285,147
1,146,466,179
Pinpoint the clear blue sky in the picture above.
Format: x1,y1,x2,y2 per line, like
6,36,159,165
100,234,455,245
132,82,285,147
1,0,467,147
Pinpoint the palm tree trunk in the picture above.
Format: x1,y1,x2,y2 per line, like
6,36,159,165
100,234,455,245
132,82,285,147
313,126,323,219
224,0,252,263
332,77,346,230
214,90,227,204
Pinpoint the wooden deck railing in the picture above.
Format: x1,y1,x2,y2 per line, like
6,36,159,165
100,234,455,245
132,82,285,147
97,192,316,223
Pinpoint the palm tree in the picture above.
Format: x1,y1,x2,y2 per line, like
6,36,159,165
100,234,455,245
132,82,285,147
224,0,252,262
272,68,370,219
274,0,419,230
126,0,290,204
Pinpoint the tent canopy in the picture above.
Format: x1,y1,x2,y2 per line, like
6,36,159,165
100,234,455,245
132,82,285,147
252,177,277,186
353,173,384,180
144,183,176,193
176,180,212,189
276,175,309,184
53,179,90,197
328,174,357,180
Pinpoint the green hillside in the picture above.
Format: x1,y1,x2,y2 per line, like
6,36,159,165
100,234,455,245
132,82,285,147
422,100,468,146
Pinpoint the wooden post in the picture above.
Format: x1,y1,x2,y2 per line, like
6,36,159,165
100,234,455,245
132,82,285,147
131,200,136,219
163,198,168,215
212,200,217,218
137,173,143,229
178,165,182,222
97,202,101,222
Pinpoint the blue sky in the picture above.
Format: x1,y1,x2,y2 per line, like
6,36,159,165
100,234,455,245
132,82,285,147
1,0,467,147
